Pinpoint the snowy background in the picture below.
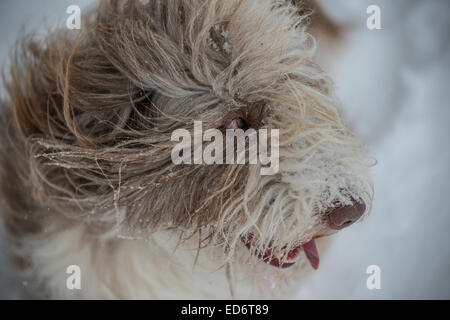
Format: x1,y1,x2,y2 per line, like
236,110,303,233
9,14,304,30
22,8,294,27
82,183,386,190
0,0,449,299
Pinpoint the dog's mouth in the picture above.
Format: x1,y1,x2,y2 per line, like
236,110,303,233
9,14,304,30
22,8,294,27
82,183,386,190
241,233,320,269
239,199,366,269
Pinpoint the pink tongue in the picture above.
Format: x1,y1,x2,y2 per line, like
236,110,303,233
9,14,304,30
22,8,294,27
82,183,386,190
301,239,320,270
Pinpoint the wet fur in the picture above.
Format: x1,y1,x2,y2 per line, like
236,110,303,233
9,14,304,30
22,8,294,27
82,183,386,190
0,0,372,299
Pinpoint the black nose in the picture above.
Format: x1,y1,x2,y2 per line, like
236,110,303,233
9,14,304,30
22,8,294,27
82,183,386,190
326,201,366,230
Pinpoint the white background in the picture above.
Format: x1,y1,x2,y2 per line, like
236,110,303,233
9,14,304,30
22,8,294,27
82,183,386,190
0,0,449,299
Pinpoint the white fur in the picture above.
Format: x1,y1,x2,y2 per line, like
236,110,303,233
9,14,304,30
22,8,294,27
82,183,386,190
1,0,372,299
11,214,306,299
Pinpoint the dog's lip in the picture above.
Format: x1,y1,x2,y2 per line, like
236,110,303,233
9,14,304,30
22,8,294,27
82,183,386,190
241,233,320,269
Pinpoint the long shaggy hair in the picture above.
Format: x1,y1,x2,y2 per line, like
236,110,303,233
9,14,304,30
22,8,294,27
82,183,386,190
0,0,373,298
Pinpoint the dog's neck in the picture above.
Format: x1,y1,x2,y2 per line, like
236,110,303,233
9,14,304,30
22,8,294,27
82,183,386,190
16,215,302,299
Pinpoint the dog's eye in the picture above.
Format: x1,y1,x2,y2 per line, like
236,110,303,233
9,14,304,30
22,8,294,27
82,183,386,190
228,117,248,130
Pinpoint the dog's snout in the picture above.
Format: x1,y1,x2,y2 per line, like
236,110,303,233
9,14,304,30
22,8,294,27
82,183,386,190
326,201,366,230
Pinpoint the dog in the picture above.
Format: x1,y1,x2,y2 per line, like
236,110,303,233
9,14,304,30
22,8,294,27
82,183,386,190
0,0,373,299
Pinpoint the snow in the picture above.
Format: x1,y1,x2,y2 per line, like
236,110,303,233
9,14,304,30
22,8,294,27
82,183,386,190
0,0,449,299
295,0,450,299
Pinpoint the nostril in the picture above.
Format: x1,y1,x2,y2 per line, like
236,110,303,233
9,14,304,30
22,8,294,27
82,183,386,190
326,200,366,230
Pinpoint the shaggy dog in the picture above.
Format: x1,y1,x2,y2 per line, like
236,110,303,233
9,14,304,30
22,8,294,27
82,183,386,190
0,0,373,299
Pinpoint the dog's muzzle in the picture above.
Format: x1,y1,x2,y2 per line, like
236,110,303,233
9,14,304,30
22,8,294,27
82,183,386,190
241,199,366,270
325,200,366,230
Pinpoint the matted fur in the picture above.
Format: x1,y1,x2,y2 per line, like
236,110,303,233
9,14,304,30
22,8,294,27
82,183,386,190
0,0,373,299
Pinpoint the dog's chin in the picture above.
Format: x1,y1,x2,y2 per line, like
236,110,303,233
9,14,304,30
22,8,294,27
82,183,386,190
241,233,321,270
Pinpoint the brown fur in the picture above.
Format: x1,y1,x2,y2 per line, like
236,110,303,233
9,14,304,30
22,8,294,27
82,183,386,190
0,0,372,297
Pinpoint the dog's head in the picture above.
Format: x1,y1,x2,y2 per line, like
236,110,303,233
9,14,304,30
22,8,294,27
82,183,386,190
5,0,373,271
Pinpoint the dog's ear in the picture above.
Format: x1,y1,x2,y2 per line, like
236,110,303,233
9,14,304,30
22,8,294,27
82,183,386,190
0,99,41,237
